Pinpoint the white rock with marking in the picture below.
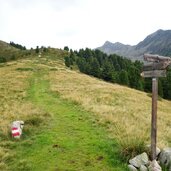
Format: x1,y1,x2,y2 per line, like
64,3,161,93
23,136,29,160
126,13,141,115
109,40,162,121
11,121,24,139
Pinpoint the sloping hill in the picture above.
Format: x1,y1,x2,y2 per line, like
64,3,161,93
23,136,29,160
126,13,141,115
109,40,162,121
0,56,129,170
49,61,171,148
0,40,34,63
0,40,19,53
0,53,171,170
97,29,171,60
0,40,27,62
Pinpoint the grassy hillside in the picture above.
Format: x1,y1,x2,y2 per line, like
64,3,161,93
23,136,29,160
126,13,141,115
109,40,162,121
0,40,30,62
0,40,16,50
49,66,171,147
0,51,171,170
0,40,68,63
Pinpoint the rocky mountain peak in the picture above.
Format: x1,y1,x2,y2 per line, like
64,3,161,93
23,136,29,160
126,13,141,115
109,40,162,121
97,29,171,60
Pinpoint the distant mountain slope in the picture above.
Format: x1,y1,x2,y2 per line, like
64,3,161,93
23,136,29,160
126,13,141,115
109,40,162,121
97,29,171,60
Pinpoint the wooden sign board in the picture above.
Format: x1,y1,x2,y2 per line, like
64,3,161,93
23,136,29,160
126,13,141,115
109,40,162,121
144,54,171,63
141,70,166,78
143,62,167,71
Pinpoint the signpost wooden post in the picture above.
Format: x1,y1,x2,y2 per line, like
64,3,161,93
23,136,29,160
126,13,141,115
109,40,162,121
151,77,158,160
141,54,171,160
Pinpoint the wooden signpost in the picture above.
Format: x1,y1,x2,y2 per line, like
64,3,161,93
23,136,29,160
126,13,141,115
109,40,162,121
141,54,171,160
141,70,166,78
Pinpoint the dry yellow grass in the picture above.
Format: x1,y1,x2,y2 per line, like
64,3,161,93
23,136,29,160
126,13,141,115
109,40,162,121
0,60,44,135
0,59,49,170
49,68,171,148
0,56,64,170
0,57,64,138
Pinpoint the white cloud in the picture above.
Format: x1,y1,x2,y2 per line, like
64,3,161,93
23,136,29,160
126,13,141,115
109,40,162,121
0,0,171,49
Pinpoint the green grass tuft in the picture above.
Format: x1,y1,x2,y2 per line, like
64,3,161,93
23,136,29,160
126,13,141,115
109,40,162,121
118,137,146,162
16,67,33,71
24,116,43,126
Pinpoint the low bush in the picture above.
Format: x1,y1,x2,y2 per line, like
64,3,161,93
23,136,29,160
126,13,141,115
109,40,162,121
0,56,7,63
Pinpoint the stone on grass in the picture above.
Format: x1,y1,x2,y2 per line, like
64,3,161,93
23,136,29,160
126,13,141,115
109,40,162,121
159,147,171,167
129,152,149,168
128,164,138,171
140,165,148,171
148,160,162,171
11,120,24,139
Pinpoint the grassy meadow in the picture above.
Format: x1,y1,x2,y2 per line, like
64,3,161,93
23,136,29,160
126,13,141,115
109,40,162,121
0,51,171,170
49,67,171,148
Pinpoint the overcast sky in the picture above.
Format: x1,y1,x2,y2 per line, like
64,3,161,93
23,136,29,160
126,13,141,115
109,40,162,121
0,0,171,50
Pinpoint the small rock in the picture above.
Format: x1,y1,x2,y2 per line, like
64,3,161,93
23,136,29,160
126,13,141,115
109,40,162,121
128,164,138,171
11,120,24,139
129,152,149,168
140,165,148,171
148,160,162,171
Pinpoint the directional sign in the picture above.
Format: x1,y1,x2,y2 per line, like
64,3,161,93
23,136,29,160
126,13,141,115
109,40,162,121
142,54,171,160
144,54,171,63
141,70,166,78
143,62,167,71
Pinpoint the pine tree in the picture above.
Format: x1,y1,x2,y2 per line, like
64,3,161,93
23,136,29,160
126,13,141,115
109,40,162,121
64,46,69,51
90,58,101,77
166,71,171,99
36,46,39,53
102,60,115,82
64,56,71,67
119,70,129,86
158,79,163,98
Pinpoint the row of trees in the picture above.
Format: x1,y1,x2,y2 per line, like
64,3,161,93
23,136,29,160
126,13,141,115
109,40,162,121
10,41,26,50
64,48,171,100
35,46,48,53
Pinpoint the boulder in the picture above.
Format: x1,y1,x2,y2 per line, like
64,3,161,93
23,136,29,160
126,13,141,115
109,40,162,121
159,147,171,168
128,164,138,171
129,152,149,168
148,160,162,171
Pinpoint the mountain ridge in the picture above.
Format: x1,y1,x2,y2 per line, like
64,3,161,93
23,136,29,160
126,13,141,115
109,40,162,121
97,29,171,60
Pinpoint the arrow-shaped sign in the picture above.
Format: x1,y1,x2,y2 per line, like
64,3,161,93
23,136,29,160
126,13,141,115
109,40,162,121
141,70,166,78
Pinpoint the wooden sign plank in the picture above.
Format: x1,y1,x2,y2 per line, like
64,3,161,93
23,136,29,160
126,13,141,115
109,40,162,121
143,62,167,71
144,54,171,63
141,70,166,78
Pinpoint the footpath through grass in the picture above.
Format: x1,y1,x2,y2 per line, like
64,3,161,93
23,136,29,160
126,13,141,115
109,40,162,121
8,67,128,171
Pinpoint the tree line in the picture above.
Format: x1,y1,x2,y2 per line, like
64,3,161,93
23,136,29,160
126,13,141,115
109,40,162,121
10,41,26,50
64,48,171,100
